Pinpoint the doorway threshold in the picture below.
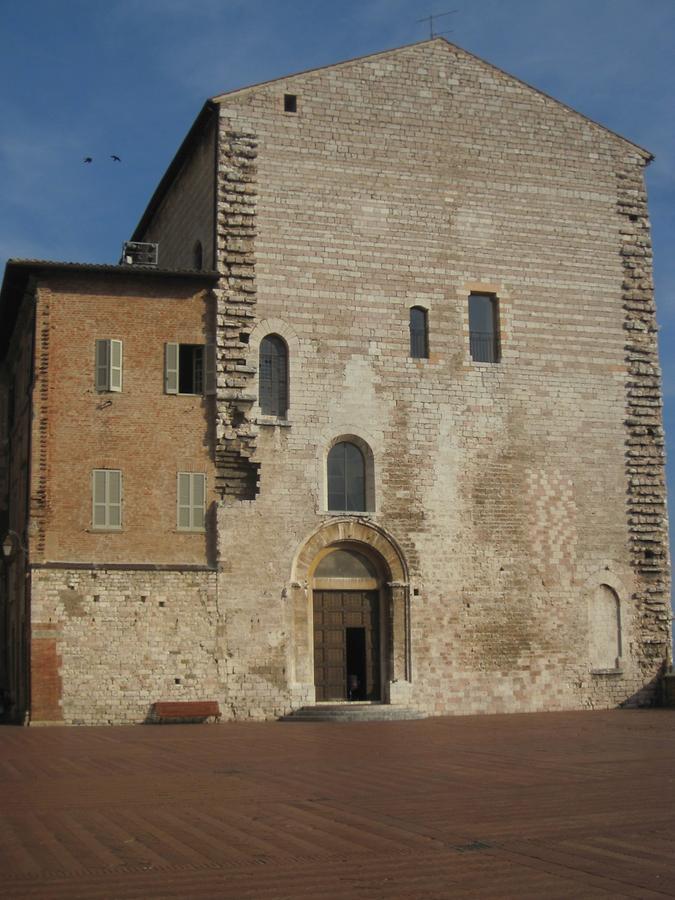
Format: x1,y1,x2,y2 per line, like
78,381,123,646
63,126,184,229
280,703,427,722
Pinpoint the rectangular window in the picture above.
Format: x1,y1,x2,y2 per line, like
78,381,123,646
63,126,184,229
409,307,429,359
165,343,214,395
95,339,123,391
92,469,122,530
468,294,500,363
177,472,206,531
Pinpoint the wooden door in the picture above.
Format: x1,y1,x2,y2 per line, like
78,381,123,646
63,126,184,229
313,590,380,701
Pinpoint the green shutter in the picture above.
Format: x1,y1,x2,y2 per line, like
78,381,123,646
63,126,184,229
95,340,110,391
165,343,179,394
177,473,191,528
205,343,217,395
110,340,123,392
177,472,206,530
92,469,122,529
107,470,122,527
193,346,204,395
193,474,206,529
92,469,107,526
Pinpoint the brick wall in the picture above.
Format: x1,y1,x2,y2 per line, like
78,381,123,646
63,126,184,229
30,274,217,567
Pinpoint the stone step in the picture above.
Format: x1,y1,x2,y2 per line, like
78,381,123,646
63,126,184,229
280,704,427,722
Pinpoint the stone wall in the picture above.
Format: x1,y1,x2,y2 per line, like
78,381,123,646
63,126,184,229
207,39,670,716
213,128,260,501
30,567,218,725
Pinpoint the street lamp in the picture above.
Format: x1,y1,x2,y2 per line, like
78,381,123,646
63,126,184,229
2,531,27,560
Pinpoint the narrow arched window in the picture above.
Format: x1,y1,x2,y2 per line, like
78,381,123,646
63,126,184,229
259,334,288,416
409,306,428,358
193,240,203,270
590,585,622,670
328,442,365,511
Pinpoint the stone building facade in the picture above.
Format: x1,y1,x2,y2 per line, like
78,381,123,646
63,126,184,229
0,39,670,725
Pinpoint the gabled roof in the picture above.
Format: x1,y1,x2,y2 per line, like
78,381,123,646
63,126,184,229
132,38,652,244
210,37,652,160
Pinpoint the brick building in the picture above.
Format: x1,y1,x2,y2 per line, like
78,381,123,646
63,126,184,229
0,39,670,725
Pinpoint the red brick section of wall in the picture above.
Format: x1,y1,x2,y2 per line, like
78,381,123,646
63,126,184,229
30,627,63,722
31,274,218,566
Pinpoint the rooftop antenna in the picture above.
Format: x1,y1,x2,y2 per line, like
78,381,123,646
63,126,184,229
417,9,457,39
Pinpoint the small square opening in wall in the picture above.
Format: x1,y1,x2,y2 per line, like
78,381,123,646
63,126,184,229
284,93,297,113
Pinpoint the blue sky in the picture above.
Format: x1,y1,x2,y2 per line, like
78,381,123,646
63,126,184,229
2,0,674,588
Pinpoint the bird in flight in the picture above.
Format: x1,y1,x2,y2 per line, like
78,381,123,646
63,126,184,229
83,156,93,163
111,155,121,162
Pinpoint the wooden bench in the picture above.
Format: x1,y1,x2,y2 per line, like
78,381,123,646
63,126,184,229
151,701,220,723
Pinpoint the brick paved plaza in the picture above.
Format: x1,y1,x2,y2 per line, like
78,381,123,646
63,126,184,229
1,710,675,898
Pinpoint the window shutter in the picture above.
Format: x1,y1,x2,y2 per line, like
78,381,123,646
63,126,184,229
110,340,123,392
165,343,179,394
92,469,122,528
193,346,204,395
107,470,122,527
92,469,107,526
205,343,217,395
177,472,206,529
192,474,206,529
95,340,110,391
177,473,191,529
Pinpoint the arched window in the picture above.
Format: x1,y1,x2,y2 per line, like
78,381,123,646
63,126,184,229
193,240,203,270
327,442,366,511
314,548,377,579
259,334,288,417
409,306,428,358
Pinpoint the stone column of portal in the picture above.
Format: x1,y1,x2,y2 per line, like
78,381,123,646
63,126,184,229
387,582,412,705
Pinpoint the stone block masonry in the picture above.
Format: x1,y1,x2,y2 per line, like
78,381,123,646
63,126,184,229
206,39,670,717
214,129,260,501
31,568,219,726
617,156,671,677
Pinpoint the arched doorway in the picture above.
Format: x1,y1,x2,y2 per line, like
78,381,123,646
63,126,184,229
289,520,411,706
311,545,383,701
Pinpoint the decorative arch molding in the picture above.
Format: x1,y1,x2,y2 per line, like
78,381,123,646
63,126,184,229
315,425,381,514
287,519,412,706
582,564,631,674
581,563,632,601
248,317,300,356
317,421,382,456
292,518,409,586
